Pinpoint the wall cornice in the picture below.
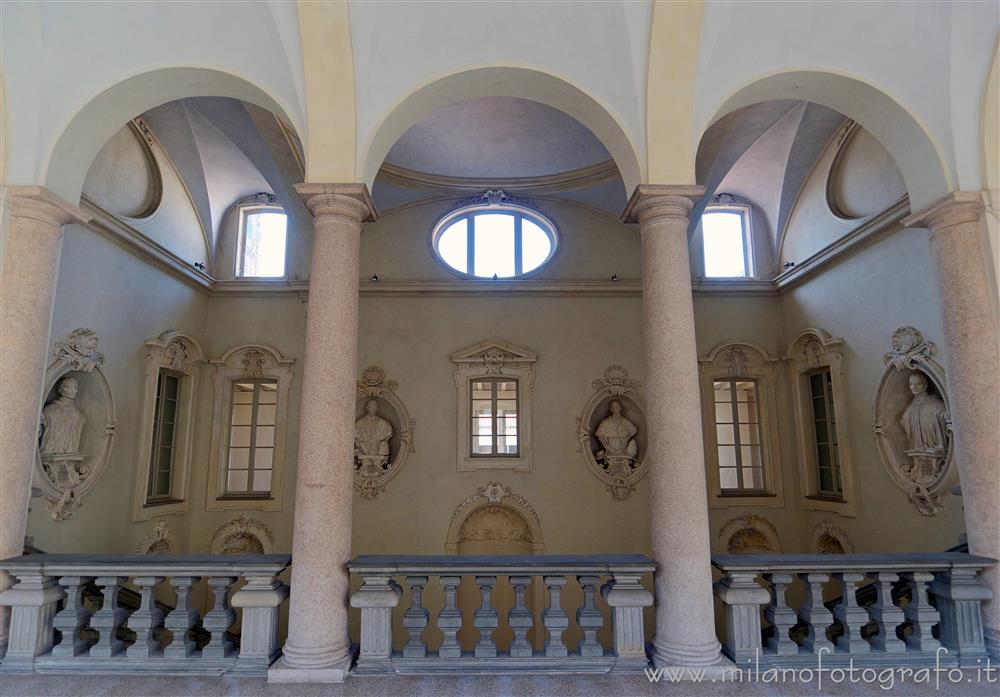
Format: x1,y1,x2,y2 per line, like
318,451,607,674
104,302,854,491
375,159,620,194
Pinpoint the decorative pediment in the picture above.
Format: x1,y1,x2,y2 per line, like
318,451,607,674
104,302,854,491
145,330,204,374
784,328,843,368
450,339,538,374
701,340,778,376
210,343,294,376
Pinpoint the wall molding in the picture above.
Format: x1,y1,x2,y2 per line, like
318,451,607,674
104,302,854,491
375,159,620,194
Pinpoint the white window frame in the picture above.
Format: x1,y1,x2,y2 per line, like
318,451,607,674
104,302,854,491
206,343,294,512
132,330,204,521
785,328,857,517
235,201,288,279
451,339,536,472
700,200,754,279
699,341,784,508
430,195,559,280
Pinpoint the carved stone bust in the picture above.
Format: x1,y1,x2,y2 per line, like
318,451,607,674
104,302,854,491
594,399,638,474
354,399,393,476
900,372,949,485
39,377,86,457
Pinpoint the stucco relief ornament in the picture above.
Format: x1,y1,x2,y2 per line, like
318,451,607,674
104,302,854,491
874,326,954,516
209,514,274,555
353,366,414,500
724,347,750,377
136,521,174,555
576,366,648,500
240,349,268,378
36,329,116,521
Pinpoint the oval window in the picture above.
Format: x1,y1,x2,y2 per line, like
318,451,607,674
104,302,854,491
432,204,557,278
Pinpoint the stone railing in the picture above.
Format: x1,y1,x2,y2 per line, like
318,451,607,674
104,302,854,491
348,554,655,674
0,554,290,676
712,553,995,669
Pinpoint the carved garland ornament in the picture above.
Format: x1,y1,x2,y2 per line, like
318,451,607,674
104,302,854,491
209,514,274,555
576,366,648,500
446,482,544,553
35,329,117,521
353,366,415,500
873,327,955,516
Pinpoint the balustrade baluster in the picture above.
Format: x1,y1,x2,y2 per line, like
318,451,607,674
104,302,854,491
832,572,870,655
474,576,498,658
576,575,604,657
88,576,130,657
163,576,201,658
763,573,798,656
51,575,95,657
201,576,237,659
902,571,941,654
402,576,428,658
126,575,165,658
867,572,907,653
797,573,835,654
437,576,462,658
508,576,533,658
542,576,568,658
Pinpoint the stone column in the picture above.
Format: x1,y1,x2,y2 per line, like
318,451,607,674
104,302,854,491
904,192,1000,656
0,187,90,651
268,184,376,683
622,185,723,667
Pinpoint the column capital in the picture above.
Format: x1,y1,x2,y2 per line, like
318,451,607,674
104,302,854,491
7,186,92,229
903,191,985,238
621,184,706,226
294,183,378,223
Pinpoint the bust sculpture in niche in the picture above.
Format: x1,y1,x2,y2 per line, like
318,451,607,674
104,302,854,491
594,400,638,475
900,372,950,486
39,377,89,492
354,399,393,477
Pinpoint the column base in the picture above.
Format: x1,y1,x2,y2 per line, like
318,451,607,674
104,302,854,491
267,654,353,684
651,636,726,668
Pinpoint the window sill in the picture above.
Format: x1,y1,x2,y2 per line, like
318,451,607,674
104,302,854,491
805,494,846,503
216,494,274,501
143,498,184,508
718,491,776,498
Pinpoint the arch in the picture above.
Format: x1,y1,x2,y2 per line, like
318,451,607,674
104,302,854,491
445,482,544,554
716,513,781,554
43,67,302,204
359,66,643,196
696,70,952,210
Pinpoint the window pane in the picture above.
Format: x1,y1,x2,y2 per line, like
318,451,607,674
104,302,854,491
473,214,515,278
233,383,255,403
437,218,468,273
255,426,275,448
499,437,518,454
160,397,177,424
256,404,277,426
714,401,733,423
155,467,171,497
162,374,179,400
716,424,735,445
735,382,757,402
719,467,739,489
252,469,272,493
473,436,493,454
702,211,747,278
258,382,278,404
713,381,732,403
741,445,762,468
230,426,251,448
241,211,287,278
228,447,250,469
739,424,760,446
254,448,273,469
521,218,552,272
743,466,766,489
231,404,253,426
227,469,249,492
718,445,737,468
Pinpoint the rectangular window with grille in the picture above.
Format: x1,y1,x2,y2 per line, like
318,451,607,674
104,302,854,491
809,369,842,497
470,378,519,457
713,378,766,492
224,380,278,496
146,369,180,501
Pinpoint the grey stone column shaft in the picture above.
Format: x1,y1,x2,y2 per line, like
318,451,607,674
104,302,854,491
0,187,90,650
269,184,376,682
623,185,722,666
905,192,1000,655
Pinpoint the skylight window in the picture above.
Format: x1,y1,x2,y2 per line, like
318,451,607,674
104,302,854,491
432,201,557,279
702,207,752,278
238,209,287,278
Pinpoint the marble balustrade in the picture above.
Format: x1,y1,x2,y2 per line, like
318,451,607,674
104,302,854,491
0,554,290,676
348,555,655,675
712,553,995,669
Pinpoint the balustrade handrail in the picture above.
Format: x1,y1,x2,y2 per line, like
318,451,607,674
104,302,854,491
349,554,655,575
0,553,291,576
712,552,995,572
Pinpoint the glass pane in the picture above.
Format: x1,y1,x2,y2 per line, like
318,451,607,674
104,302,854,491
809,372,825,397
702,211,747,277
744,466,765,489
718,445,737,468
472,399,493,415
473,213,515,278
158,422,175,447
258,382,278,404
473,436,493,454
256,404,277,426
252,469,272,493
739,424,760,445
818,466,834,493
521,218,552,272
499,436,518,454
254,448,273,469
500,416,518,435
242,211,287,278
155,466,171,496
737,401,758,423
716,424,735,445
472,416,493,436
228,447,250,469
231,404,253,426
817,444,831,468
230,426,252,448
719,467,739,490
735,381,757,401
741,445,762,468
714,402,733,423
496,399,517,416
255,426,275,448
713,380,732,403
160,397,176,424
162,374,179,399
814,419,829,444
496,381,517,396
227,469,249,493
233,383,255,403
437,218,468,273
